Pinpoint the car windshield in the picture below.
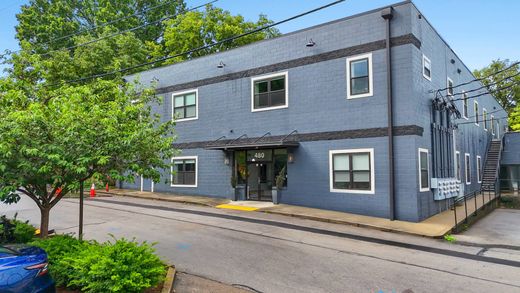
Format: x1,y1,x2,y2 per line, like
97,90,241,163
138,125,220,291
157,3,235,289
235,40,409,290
0,246,17,255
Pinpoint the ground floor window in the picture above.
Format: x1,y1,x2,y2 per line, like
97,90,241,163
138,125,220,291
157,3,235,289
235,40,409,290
329,149,374,194
477,156,482,183
171,156,197,187
465,153,471,185
418,148,430,191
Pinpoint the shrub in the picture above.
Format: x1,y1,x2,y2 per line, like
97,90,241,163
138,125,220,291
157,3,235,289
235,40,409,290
32,235,166,292
444,234,456,243
30,234,90,287
0,214,36,244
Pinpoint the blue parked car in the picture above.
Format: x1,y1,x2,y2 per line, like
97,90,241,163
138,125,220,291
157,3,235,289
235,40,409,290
0,244,55,293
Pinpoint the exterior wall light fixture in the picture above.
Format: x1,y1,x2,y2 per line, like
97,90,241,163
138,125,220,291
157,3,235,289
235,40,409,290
306,39,316,47
288,152,295,163
217,61,226,68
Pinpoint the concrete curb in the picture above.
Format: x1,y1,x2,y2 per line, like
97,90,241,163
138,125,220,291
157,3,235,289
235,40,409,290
162,265,176,293
260,209,448,238
97,191,227,208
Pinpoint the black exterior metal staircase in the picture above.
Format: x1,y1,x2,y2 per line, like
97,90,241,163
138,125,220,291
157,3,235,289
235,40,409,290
481,140,502,191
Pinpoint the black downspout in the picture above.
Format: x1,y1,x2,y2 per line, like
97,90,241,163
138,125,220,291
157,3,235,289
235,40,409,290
431,103,437,178
382,7,395,220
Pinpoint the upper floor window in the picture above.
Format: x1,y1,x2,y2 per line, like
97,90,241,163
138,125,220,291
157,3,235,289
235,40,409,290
418,148,430,192
329,148,374,194
462,92,469,119
171,156,197,187
422,55,432,81
483,109,488,130
474,101,479,126
251,72,288,112
173,89,198,121
491,115,495,134
346,53,373,99
447,78,454,96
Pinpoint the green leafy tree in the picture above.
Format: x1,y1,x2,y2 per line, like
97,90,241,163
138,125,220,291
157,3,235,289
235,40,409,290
157,4,280,63
1,0,279,238
473,59,520,113
0,79,175,238
510,106,520,131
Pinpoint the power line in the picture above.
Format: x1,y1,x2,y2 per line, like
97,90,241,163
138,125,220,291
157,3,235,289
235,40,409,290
44,0,184,45
450,80,520,102
41,0,217,57
1,0,193,56
462,107,505,120
431,60,520,93
447,70,520,98
455,116,508,126
47,0,346,88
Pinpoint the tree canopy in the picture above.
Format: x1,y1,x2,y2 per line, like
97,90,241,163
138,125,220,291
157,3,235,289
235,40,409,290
0,0,279,237
473,59,520,130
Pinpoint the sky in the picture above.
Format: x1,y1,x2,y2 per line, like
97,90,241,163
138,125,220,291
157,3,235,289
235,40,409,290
0,0,519,72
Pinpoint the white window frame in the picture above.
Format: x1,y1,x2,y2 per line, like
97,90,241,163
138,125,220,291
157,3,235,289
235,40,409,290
455,151,461,182
491,115,495,135
483,108,488,131
462,91,469,119
346,53,373,99
422,55,432,81
447,77,454,96
474,101,479,126
476,155,482,184
418,148,430,192
465,153,471,185
329,148,375,194
171,156,198,188
251,71,289,112
172,89,199,122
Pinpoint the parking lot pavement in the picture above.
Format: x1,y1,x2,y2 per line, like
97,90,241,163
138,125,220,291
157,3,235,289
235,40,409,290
457,208,520,247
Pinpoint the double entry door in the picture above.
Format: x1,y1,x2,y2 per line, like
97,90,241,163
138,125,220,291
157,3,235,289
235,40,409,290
247,162,273,201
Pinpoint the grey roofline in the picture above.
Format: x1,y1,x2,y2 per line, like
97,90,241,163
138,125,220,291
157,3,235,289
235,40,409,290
125,0,412,79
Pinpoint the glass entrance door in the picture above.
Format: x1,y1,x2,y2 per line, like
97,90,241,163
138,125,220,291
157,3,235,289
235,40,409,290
247,163,273,201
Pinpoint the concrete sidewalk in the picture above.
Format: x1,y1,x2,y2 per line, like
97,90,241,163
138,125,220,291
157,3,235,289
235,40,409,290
97,188,474,238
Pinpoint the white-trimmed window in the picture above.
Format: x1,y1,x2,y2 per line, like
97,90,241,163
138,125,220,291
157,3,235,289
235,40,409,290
418,148,430,191
171,156,198,187
251,72,288,112
483,109,488,131
476,155,482,183
329,149,374,194
172,89,198,121
422,55,432,80
447,78,454,96
491,115,495,135
455,151,461,182
474,101,479,126
462,92,469,119
465,153,471,185
346,53,373,99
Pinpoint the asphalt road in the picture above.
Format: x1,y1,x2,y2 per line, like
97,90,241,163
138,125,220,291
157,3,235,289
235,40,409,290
2,196,520,293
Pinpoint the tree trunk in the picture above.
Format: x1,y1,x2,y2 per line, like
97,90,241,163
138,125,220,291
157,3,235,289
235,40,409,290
40,206,50,238
79,180,84,241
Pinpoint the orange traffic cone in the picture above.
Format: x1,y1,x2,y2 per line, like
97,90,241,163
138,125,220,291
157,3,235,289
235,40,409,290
90,183,96,198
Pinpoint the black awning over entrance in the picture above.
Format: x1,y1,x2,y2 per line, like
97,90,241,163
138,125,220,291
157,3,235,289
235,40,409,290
204,131,299,151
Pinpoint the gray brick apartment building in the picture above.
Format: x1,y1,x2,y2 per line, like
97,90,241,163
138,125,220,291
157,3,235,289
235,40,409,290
123,1,507,222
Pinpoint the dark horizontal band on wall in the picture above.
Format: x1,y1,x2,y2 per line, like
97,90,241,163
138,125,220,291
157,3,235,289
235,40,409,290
156,34,421,95
172,125,423,149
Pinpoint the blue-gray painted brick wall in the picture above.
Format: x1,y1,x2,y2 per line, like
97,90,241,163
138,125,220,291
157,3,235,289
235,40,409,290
502,132,520,165
122,1,507,222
